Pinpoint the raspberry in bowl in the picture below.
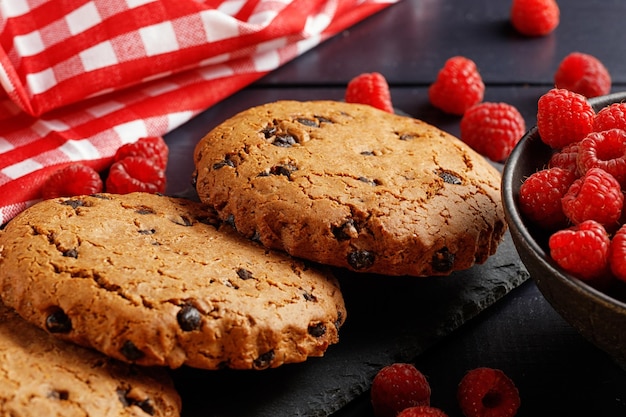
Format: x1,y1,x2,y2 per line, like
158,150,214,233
502,91,626,367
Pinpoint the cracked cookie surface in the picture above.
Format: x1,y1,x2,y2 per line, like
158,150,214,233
193,100,507,276
0,192,346,370
0,302,181,417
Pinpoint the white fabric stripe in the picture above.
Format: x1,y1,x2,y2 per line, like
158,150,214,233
66,2,102,35
2,158,44,180
13,31,45,57
139,21,180,56
58,139,101,160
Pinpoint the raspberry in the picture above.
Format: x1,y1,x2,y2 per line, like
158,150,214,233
429,56,485,115
594,102,626,132
459,102,526,162
105,156,166,194
397,406,449,417
42,163,103,200
610,224,626,282
548,142,580,175
549,220,610,280
370,363,431,417
457,367,520,417
554,52,611,99
577,129,626,187
114,136,169,169
510,0,559,37
561,167,623,229
518,167,576,230
537,88,595,149
345,72,394,113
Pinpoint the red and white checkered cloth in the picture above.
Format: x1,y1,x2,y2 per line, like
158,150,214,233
0,0,397,225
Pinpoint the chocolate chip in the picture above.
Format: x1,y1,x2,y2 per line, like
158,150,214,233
261,125,277,138
437,170,462,185
253,350,275,369
225,214,236,229
92,194,112,200
308,322,326,337
169,215,193,226
135,206,155,215
138,228,156,235
117,389,155,415
120,340,144,361
296,117,318,127
46,308,72,333
315,116,333,124
236,268,254,280
332,219,358,241
347,250,375,270
213,158,235,170
48,389,69,400
302,292,318,302
335,310,344,330
61,199,85,209
272,134,297,147
432,247,455,272
177,304,202,332
63,248,78,258
360,151,375,156
270,164,297,178
358,176,379,186
250,231,262,242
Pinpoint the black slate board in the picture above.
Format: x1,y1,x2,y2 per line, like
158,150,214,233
170,230,528,416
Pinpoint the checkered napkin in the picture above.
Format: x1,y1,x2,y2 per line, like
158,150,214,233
0,0,397,225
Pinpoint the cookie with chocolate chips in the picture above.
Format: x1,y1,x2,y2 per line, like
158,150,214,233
0,192,346,370
0,301,181,416
193,100,506,276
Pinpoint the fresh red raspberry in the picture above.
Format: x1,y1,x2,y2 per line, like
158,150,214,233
577,129,626,187
561,167,624,229
548,142,580,175
537,88,595,149
42,163,103,200
610,224,626,282
549,220,610,280
554,52,611,98
397,406,449,417
105,156,166,194
594,102,626,132
429,56,485,116
457,367,520,417
510,0,559,37
114,136,169,170
460,102,526,162
345,72,394,113
518,167,576,230
370,363,431,417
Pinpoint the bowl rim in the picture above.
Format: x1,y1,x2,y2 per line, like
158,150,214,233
502,91,626,311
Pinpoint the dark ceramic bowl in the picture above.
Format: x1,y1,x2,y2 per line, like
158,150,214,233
502,91,626,366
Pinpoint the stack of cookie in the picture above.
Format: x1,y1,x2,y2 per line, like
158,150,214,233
0,192,346,415
0,100,506,415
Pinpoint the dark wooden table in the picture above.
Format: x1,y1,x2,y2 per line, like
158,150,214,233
163,1,626,415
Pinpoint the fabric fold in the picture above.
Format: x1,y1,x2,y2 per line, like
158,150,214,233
0,0,398,225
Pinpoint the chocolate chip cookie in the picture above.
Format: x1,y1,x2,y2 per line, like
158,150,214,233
0,301,181,416
193,100,507,276
0,192,346,370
